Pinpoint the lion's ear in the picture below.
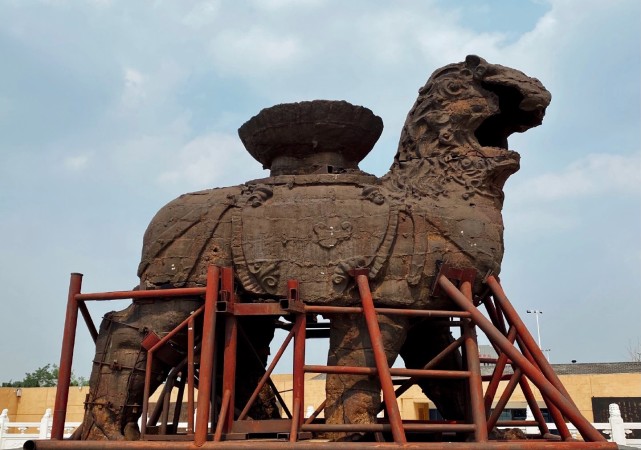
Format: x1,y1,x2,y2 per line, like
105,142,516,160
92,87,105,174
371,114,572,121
465,55,481,69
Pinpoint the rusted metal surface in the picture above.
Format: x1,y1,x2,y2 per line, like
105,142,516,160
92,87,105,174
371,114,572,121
238,327,295,421
186,317,195,434
486,368,522,431
482,300,551,437
305,305,471,319
460,280,487,442
194,266,220,446
290,280,305,443
487,276,577,408
76,300,98,343
48,266,613,448
483,326,517,413
51,273,83,440
439,275,606,443
75,287,206,301
221,267,239,437
353,270,406,444
24,440,621,449
304,364,471,379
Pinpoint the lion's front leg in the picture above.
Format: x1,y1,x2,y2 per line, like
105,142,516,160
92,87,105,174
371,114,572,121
324,313,408,441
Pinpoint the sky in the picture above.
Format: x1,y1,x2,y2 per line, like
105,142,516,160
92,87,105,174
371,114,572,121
0,0,639,382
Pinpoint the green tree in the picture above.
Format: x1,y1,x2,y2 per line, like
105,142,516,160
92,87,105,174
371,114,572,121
2,364,87,388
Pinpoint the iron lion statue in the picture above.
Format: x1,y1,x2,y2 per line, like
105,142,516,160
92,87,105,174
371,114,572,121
75,55,551,441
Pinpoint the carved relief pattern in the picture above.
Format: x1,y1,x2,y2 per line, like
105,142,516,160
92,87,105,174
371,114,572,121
246,184,273,207
247,260,280,293
313,221,353,249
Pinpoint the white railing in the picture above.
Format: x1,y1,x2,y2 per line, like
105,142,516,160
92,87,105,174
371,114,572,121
0,409,79,450
501,404,641,448
1,404,639,448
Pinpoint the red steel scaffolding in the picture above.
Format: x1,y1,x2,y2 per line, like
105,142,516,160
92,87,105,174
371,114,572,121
25,265,618,449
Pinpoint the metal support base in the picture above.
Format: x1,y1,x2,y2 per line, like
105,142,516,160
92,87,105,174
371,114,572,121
37,265,615,449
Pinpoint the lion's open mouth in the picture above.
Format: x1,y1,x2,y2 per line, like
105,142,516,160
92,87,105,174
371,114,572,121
474,81,546,150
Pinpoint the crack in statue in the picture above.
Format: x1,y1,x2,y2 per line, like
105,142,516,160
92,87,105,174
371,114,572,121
74,55,551,441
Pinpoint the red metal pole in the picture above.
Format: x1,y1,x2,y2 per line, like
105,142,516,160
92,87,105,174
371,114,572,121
516,335,572,441
172,374,186,434
483,326,517,413
187,317,195,434
290,280,305,443
518,375,552,437
194,266,220,447
140,351,154,437
486,368,522,431
484,299,551,436
389,336,464,402
304,399,326,425
238,327,295,420
221,267,237,436
51,273,82,440
160,373,175,435
24,438,621,449
490,287,572,440
214,390,231,442
75,287,206,301
353,271,407,444
486,276,577,407
460,280,488,442
438,275,605,442
76,300,98,343
305,304,471,319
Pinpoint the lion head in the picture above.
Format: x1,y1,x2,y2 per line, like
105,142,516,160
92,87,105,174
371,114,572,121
387,55,551,201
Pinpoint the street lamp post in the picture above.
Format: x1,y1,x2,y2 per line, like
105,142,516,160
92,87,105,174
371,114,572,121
526,309,543,349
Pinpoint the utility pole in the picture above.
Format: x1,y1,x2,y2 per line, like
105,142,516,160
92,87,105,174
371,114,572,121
526,309,543,349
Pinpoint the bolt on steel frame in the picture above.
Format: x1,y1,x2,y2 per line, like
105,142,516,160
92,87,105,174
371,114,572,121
30,265,618,449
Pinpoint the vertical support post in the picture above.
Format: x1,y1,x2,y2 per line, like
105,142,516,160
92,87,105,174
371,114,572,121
141,345,154,437
289,280,305,442
187,316,195,435
353,270,407,444
460,280,488,442
221,267,237,436
172,375,186,434
213,390,231,442
160,375,174,435
194,266,220,447
52,273,82,440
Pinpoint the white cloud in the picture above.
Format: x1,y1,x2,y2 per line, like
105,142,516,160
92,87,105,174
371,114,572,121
505,207,577,235
511,152,641,202
157,132,265,189
182,0,221,29
252,0,325,10
121,68,146,109
0,96,10,120
63,154,90,171
209,28,302,76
